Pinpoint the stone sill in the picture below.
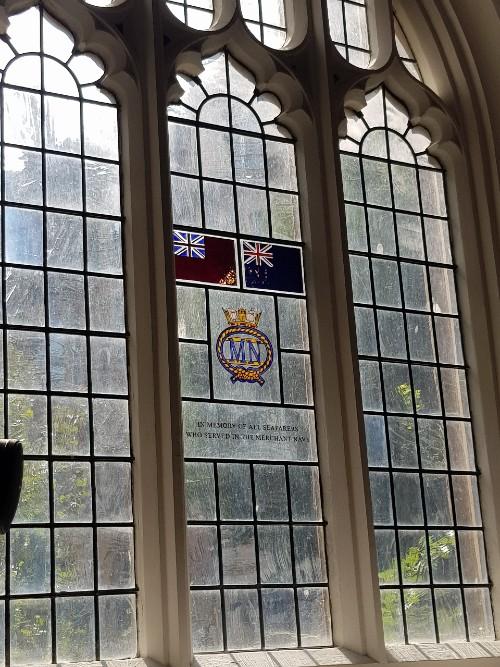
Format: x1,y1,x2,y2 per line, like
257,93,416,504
193,643,500,666
17,643,500,667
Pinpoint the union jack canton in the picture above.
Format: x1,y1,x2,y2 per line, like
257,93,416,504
173,231,206,259
242,241,274,268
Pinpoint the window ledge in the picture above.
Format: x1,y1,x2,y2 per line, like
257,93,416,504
386,642,500,662
193,648,373,667
192,643,500,667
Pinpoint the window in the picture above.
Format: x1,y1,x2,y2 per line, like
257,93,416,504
1,1,499,666
0,5,135,665
394,16,422,81
340,86,494,644
166,1,215,29
327,0,371,67
168,51,332,652
240,0,288,49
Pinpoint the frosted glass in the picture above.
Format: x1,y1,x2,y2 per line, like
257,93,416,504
4,89,41,147
44,96,81,153
47,213,84,270
13,461,49,524
85,160,121,216
225,589,260,650
282,353,313,405
270,192,301,241
289,466,322,521
87,218,122,274
54,528,94,592
394,473,423,525
83,103,119,160
5,207,43,265
52,396,90,455
88,276,125,332
188,526,219,586
5,148,42,205
254,465,288,520
98,595,137,659
191,591,223,653
93,398,130,456
169,122,199,175
50,334,88,392
262,588,297,649
298,587,332,647
218,463,253,520
95,462,133,522
185,462,216,521
266,140,297,191
203,180,236,232
234,134,265,186
180,342,210,399
171,175,202,228
98,527,135,589
237,185,268,237
10,599,52,665
10,528,50,594
53,462,92,523
48,273,86,329
278,298,309,350
6,268,45,326
294,526,327,584
177,285,207,340
8,330,46,391
221,525,256,585
91,337,128,394
259,526,292,584
56,597,95,662
9,394,47,455
404,589,435,643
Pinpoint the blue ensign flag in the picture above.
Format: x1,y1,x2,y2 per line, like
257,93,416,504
242,241,304,295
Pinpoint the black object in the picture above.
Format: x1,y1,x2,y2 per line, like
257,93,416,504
0,439,23,535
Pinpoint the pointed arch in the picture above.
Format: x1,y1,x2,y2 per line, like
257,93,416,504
166,46,336,653
339,78,496,645
0,3,157,664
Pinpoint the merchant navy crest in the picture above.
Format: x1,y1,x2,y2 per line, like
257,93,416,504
216,308,273,386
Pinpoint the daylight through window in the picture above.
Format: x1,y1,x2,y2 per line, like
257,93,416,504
168,51,332,652
327,0,371,67
0,6,135,665
341,86,494,644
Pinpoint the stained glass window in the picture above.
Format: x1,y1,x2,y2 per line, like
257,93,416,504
340,86,494,644
327,0,371,68
0,5,135,665
166,0,214,30
395,16,422,81
240,0,287,49
168,51,332,652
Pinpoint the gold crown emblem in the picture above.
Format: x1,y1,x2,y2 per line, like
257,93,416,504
223,308,261,328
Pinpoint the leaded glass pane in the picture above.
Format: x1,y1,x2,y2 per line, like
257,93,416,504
341,86,494,645
240,0,288,49
0,6,135,663
166,0,214,30
327,0,371,67
168,51,331,652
